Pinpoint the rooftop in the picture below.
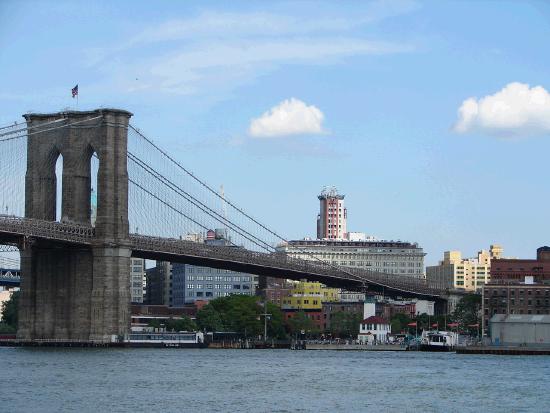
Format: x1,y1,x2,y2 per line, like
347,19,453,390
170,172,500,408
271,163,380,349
285,239,421,249
361,316,389,325
490,314,550,324
318,186,344,200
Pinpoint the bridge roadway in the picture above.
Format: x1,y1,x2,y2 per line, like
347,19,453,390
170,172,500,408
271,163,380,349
0,215,448,301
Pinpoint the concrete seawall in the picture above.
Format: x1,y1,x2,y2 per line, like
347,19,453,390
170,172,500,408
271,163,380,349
306,344,406,351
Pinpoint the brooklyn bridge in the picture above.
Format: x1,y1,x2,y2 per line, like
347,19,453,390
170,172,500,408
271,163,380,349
0,109,454,343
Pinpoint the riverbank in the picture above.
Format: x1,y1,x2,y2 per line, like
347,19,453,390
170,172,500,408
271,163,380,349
456,346,550,355
305,343,406,351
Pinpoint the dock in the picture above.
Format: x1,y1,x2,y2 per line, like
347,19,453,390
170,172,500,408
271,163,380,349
305,343,406,351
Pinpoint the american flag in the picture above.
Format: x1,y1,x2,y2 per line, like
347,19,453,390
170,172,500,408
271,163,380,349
72,84,78,98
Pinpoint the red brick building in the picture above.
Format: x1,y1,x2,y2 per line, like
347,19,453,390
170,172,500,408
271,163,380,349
322,301,364,331
283,310,324,332
482,247,550,335
263,277,294,306
379,302,416,320
490,246,550,284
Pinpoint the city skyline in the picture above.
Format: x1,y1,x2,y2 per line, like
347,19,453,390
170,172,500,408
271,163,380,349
1,1,549,265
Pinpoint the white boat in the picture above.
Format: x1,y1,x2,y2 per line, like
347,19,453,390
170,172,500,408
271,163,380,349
420,330,458,352
127,331,206,348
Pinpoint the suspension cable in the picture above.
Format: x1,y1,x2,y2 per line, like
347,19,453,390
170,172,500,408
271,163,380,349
0,117,67,138
129,124,290,244
0,116,104,143
127,152,276,252
128,178,273,253
128,125,371,283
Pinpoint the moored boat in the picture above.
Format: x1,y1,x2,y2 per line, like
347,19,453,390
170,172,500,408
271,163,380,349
420,330,458,352
127,331,207,348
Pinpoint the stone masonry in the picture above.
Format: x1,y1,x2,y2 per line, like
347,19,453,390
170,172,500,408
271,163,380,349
17,109,133,343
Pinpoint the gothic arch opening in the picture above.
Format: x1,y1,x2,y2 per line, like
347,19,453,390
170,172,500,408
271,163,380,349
90,151,99,227
54,152,63,222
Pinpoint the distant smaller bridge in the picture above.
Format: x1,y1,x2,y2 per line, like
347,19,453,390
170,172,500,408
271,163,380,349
0,268,20,287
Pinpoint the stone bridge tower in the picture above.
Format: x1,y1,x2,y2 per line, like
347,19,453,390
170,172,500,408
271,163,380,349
18,109,132,343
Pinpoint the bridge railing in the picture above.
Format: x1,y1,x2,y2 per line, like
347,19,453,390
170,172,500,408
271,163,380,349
0,215,95,244
130,234,443,297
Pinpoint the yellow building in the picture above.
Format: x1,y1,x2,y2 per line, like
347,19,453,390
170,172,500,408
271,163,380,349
426,245,503,292
281,280,339,310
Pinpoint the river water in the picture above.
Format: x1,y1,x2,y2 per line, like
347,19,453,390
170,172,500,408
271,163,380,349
1,347,549,412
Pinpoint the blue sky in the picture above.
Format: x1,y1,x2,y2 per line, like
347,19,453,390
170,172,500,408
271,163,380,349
1,0,549,265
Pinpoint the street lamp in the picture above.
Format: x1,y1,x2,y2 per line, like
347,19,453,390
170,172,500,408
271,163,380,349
260,310,272,345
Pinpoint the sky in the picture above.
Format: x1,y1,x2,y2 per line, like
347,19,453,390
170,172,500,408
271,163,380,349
1,0,550,265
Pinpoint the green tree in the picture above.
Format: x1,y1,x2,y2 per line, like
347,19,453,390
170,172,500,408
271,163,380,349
165,315,197,332
266,302,287,340
196,304,224,332
147,319,161,329
1,291,19,329
390,313,411,334
195,295,287,339
452,293,481,332
287,311,319,337
224,295,262,336
329,311,363,338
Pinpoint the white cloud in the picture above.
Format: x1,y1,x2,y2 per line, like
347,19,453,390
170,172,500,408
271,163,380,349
84,7,415,99
454,82,550,137
249,98,325,138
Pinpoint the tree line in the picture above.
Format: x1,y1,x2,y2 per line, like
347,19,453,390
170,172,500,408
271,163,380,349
0,290,482,338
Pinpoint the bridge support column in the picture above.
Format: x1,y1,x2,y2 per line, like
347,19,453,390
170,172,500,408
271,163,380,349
18,246,94,341
90,246,131,343
18,109,132,343
17,246,36,341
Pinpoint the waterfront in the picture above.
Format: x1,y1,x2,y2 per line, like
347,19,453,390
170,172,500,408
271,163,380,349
1,348,549,412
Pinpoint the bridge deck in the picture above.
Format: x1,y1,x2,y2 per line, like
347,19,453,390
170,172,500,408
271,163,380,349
0,215,447,300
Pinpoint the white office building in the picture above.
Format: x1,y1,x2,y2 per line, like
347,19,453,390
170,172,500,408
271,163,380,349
277,239,426,278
